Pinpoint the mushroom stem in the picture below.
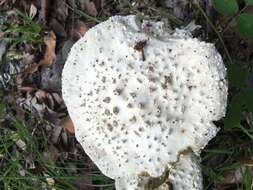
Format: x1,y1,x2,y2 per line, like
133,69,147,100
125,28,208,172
114,151,202,190
115,169,170,190
168,152,203,190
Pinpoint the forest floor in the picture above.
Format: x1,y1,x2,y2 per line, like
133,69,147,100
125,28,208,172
0,0,253,190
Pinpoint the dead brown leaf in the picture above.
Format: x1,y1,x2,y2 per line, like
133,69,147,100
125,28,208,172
223,167,243,184
61,129,68,146
21,53,39,74
86,1,98,16
49,18,67,37
0,31,4,38
39,31,56,67
46,92,55,108
137,0,145,8
93,0,102,11
35,89,48,101
60,116,75,134
71,20,90,40
238,157,253,166
18,86,37,92
16,139,27,151
0,0,6,6
25,64,39,74
81,0,98,16
51,125,63,144
16,74,24,91
222,158,253,185
78,22,89,36
34,90,56,109
39,0,49,23
55,0,68,23
51,93,63,105
29,3,37,18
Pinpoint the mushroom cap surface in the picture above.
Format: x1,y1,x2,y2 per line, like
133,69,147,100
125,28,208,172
62,15,227,188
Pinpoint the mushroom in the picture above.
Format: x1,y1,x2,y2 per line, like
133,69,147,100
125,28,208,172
62,15,228,190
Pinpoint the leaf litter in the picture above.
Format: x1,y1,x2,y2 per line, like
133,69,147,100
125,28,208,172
0,0,253,189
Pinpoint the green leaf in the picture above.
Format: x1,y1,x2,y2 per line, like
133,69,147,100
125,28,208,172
245,0,253,5
243,167,253,190
224,94,243,129
227,64,248,89
213,0,239,15
236,13,253,38
243,88,253,113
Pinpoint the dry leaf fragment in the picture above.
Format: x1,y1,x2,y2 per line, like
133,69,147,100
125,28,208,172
16,139,27,151
39,0,49,23
222,166,245,184
86,2,98,16
49,18,67,37
134,40,147,61
238,157,253,166
25,64,39,74
71,21,90,40
39,31,56,67
51,126,63,144
222,157,253,185
0,0,6,6
60,116,75,134
44,173,55,186
61,129,68,146
51,93,63,105
35,89,48,101
19,169,26,177
0,31,4,38
35,90,55,109
18,86,37,92
55,0,68,23
84,1,98,16
78,22,89,36
29,3,37,18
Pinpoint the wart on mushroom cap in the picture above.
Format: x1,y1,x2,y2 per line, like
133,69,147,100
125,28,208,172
62,15,228,190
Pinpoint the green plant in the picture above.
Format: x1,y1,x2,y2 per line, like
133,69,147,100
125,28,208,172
236,13,253,38
0,9,43,48
0,113,114,190
225,63,253,129
195,0,253,188
213,0,239,15
212,0,253,38
243,167,253,190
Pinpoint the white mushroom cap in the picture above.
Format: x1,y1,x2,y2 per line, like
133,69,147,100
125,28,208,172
62,15,227,189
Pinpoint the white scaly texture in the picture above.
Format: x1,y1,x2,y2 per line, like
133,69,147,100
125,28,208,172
168,152,203,189
62,15,227,190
